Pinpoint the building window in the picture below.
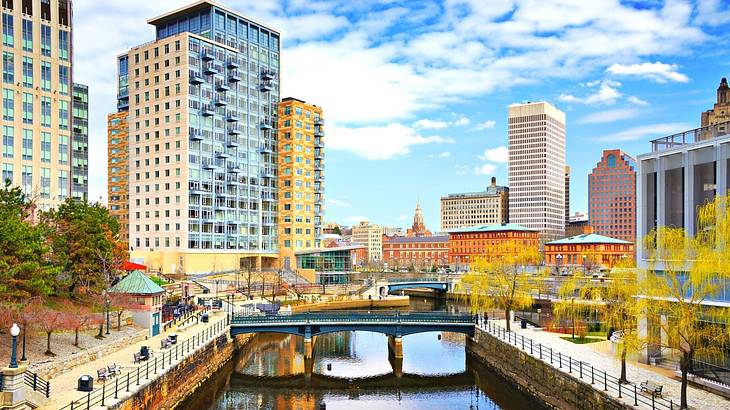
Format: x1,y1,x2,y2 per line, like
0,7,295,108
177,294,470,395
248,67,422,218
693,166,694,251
59,65,69,95
58,100,69,130
21,165,31,195
21,19,32,51
41,168,50,199
2,163,12,184
2,88,13,121
41,61,51,91
58,30,69,61
41,132,51,163
607,154,616,168
22,129,32,160
22,57,32,88
58,170,68,200
2,126,13,159
41,97,51,127
58,135,68,164
2,14,13,47
22,93,32,124
2,52,13,84
41,25,51,57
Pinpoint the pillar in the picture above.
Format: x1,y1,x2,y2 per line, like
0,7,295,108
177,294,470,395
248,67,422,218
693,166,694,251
304,337,313,359
387,335,403,359
304,356,314,378
1,365,31,410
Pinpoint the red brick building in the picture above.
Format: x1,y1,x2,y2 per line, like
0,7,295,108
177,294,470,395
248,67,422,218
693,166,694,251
382,235,448,271
447,223,540,271
545,233,634,270
589,149,637,245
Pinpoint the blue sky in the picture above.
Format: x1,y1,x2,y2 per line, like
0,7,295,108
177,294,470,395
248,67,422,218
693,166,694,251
75,0,730,232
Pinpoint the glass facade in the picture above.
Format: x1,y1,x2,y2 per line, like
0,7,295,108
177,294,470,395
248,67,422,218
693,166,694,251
71,83,88,201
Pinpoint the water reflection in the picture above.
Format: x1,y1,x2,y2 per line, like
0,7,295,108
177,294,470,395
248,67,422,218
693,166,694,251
179,326,544,410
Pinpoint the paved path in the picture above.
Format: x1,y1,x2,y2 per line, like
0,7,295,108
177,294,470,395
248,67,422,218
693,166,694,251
41,310,228,409
497,320,730,409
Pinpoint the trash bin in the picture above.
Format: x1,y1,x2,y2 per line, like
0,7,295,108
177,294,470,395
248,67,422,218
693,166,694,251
520,319,527,329
140,345,149,359
78,375,94,392
169,334,178,344
201,313,209,323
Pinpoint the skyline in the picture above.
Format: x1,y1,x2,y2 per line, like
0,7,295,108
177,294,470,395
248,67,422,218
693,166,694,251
73,0,730,231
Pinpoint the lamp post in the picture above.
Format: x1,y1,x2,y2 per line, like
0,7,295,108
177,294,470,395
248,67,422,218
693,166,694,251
556,254,563,275
103,290,111,335
20,321,27,362
9,323,20,368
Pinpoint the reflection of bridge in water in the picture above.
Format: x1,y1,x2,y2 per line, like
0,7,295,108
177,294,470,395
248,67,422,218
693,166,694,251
229,371,474,391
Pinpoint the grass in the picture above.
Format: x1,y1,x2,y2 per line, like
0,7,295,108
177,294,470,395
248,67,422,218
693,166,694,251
561,336,604,345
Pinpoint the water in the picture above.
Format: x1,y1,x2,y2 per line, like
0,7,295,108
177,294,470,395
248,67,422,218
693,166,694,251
178,298,544,410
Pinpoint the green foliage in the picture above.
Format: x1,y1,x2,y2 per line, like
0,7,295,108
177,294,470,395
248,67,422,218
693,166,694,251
0,181,58,303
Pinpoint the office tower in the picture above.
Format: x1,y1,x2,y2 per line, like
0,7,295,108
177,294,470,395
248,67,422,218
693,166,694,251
108,111,129,245
71,83,88,201
1,0,75,210
588,149,636,244
508,101,566,241
564,165,570,226
351,221,383,262
276,97,324,270
110,1,280,274
440,177,509,230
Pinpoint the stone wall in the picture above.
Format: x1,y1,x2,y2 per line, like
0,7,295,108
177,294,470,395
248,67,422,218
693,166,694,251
467,327,630,410
110,332,251,410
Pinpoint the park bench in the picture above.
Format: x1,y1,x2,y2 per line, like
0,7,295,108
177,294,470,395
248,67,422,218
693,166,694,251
97,368,108,382
107,363,122,376
161,338,172,349
640,380,663,397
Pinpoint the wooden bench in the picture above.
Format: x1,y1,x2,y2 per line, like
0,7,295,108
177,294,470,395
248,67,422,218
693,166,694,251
107,363,122,376
97,368,109,382
640,380,663,397
161,339,172,349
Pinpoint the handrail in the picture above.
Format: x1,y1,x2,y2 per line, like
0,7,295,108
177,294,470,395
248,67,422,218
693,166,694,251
482,320,676,410
231,311,476,325
24,370,50,398
58,318,229,410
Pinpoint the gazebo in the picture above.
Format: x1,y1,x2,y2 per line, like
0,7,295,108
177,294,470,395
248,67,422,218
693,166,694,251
109,270,165,336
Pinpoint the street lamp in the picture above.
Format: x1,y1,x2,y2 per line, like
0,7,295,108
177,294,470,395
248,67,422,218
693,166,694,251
103,290,111,335
556,254,563,275
9,323,20,368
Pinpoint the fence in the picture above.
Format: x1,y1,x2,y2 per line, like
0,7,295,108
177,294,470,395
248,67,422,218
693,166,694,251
58,319,228,410
24,370,50,398
691,359,730,388
482,321,676,410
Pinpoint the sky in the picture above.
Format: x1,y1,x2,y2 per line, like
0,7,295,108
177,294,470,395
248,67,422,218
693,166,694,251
74,0,730,232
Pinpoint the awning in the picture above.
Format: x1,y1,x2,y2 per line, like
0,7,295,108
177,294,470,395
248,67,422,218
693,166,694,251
122,261,147,271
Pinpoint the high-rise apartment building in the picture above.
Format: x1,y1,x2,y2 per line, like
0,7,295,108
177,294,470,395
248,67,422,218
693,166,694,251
440,177,508,231
508,102,566,241
110,1,280,274
277,97,324,270
108,111,129,245
588,149,636,244
71,83,88,201
351,221,383,262
1,0,77,210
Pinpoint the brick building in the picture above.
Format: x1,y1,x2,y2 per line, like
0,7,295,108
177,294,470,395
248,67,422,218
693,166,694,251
382,235,448,271
544,233,634,270
447,223,539,272
588,149,637,244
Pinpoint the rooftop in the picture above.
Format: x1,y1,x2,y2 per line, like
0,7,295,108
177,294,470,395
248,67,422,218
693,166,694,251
649,121,730,153
447,223,537,234
110,270,165,295
546,233,632,245
441,185,508,200
147,0,280,33
385,235,449,244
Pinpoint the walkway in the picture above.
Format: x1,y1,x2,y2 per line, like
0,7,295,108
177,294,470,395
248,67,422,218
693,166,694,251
488,319,730,409
42,310,229,409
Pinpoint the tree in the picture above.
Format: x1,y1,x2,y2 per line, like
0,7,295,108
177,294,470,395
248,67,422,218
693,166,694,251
28,304,63,356
110,294,135,331
59,300,91,348
458,241,545,331
0,181,58,303
643,195,730,409
42,199,126,299
332,225,342,235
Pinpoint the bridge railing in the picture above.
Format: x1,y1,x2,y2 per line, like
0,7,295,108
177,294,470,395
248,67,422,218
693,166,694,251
231,310,476,325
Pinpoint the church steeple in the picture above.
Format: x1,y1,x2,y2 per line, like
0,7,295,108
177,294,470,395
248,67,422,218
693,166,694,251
718,77,729,105
412,202,426,237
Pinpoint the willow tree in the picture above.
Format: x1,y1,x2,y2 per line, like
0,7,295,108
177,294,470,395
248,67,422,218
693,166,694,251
552,271,604,340
643,195,730,409
459,241,544,331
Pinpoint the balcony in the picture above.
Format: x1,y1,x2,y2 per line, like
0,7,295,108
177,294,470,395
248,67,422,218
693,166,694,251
190,186,208,195
314,127,324,137
650,121,730,152
227,177,243,186
314,137,324,148
260,144,274,154
215,151,231,159
261,69,275,81
228,71,241,83
261,169,275,179
226,111,241,123
314,161,323,171
189,130,204,141
260,119,272,130
226,138,240,148
262,194,275,202
314,149,324,160
203,162,221,171
213,96,228,107
226,58,239,69
203,62,219,75
315,172,324,182
201,51,215,62
117,99,129,110
201,105,215,117
259,81,272,92
228,126,241,136
262,218,276,226
215,81,230,92
189,73,204,85
314,117,324,126
228,164,243,173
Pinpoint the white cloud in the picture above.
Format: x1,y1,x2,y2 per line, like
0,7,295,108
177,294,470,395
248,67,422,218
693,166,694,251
474,163,497,176
597,123,693,142
479,146,509,163
397,214,408,221
414,119,448,129
326,198,351,207
453,116,470,126
559,80,622,105
476,120,496,130
454,164,470,175
429,151,451,159
695,0,730,26
606,62,689,83
578,108,639,124
328,123,453,160
627,96,650,106
343,215,369,224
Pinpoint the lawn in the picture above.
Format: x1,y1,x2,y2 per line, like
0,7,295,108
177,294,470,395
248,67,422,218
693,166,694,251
561,336,604,344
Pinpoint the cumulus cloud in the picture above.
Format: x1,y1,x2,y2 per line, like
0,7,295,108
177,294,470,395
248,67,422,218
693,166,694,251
429,151,451,159
453,116,470,126
578,108,639,124
596,123,693,142
327,123,453,160
326,198,351,207
414,119,448,129
627,96,650,106
474,163,497,176
479,146,509,163
476,120,496,130
606,62,690,83
559,80,622,105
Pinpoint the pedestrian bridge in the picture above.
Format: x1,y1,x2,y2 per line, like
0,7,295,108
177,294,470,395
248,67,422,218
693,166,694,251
372,277,459,297
229,311,476,339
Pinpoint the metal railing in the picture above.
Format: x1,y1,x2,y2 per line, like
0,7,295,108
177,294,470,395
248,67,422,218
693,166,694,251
691,359,730,387
231,310,476,326
24,370,50,398
482,320,676,410
58,319,228,410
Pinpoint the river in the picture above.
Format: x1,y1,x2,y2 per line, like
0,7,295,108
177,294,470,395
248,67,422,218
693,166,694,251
177,298,545,410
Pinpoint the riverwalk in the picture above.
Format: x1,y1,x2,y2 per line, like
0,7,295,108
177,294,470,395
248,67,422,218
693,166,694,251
490,319,730,409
